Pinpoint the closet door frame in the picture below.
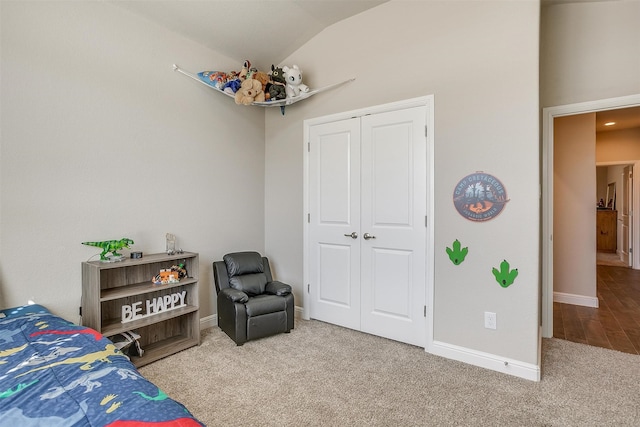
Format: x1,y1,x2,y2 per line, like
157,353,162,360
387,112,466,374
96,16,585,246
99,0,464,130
303,95,435,350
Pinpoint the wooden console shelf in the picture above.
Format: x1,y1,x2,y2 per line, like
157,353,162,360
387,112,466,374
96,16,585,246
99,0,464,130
597,210,617,253
82,252,200,367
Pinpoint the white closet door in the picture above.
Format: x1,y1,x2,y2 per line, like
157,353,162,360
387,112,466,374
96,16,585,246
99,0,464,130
360,107,427,347
308,105,427,347
308,118,361,329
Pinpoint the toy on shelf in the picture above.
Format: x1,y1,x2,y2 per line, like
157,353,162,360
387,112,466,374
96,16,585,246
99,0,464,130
282,65,309,98
235,78,265,105
82,238,134,262
198,70,229,90
247,66,271,96
266,65,286,101
173,63,354,115
152,263,187,285
166,233,176,255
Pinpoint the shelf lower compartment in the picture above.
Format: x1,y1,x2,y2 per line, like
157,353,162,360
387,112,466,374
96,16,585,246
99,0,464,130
129,334,199,368
101,304,198,337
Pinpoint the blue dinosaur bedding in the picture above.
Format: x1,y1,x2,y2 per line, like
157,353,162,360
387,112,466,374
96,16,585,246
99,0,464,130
0,305,204,426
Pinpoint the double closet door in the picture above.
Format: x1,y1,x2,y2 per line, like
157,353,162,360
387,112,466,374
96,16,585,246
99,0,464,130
307,105,428,347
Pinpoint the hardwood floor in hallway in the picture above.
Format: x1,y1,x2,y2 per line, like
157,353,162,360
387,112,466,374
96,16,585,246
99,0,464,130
554,264,640,355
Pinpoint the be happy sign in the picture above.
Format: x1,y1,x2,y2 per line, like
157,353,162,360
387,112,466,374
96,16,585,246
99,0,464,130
121,290,187,323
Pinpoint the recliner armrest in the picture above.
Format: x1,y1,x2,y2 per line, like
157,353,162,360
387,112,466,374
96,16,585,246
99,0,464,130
265,281,291,296
219,287,249,303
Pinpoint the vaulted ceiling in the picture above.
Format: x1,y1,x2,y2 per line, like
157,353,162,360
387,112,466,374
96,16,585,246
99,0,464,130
110,0,387,68
110,1,638,130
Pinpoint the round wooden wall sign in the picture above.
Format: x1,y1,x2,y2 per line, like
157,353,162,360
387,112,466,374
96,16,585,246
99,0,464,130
453,172,509,222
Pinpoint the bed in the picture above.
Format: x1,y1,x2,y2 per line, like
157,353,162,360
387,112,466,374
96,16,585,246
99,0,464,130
0,304,204,426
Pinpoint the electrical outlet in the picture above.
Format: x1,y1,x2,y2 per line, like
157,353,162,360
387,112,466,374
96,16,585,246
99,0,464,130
484,311,497,330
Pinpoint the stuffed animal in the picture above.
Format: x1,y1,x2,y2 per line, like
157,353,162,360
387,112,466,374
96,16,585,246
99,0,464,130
223,79,241,94
222,71,241,94
238,60,251,81
199,71,229,90
282,65,309,98
252,70,271,93
234,78,265,105
266,65,287,101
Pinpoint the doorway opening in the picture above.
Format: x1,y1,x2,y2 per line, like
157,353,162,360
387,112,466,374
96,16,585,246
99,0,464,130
596,163,633,268
542,94,640,343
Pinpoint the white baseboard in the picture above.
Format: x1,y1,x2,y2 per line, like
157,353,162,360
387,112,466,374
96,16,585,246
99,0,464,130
200,314,217,330
428,340,540,382
553,291,599,308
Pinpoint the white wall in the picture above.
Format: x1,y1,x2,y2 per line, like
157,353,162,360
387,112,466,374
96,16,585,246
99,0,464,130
541,0,640,108
553,113,597,299
265,0,540,368
597,128,640,162
0,1,266,321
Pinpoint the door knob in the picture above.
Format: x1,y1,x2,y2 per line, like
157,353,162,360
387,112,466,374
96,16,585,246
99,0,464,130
363,233,376,240
344,232,358,239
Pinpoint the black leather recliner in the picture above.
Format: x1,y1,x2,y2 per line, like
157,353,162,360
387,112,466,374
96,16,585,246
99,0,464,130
213,252,294,345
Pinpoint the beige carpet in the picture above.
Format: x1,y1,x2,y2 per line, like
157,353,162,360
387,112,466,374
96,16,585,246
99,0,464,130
139,319,640,426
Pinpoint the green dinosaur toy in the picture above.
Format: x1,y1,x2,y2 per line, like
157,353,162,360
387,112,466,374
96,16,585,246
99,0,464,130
82,238,134,261
445,239,468,265
492,259,518,288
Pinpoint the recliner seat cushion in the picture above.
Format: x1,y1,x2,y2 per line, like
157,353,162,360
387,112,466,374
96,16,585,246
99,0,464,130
229,273,267,296
224,252,264,276
247,312,287,341
245,295,286,317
